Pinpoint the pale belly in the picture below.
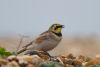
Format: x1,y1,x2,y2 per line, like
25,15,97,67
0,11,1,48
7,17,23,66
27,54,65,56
33,39,61,51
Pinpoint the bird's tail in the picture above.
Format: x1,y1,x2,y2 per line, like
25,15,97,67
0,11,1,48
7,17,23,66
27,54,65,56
16,40,34,55
16,47,27,55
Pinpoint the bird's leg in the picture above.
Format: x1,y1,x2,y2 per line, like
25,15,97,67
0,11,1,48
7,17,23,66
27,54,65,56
43,51,51,57
42,51,54,61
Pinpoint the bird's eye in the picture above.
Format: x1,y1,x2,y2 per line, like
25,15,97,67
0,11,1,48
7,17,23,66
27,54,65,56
54,26,58,30
54,27,57,30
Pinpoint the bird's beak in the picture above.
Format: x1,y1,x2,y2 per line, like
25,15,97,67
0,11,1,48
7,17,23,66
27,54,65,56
61,25,64,28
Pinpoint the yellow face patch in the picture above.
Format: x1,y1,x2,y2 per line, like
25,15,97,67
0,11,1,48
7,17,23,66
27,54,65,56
50,27,62,33
56,28,62,33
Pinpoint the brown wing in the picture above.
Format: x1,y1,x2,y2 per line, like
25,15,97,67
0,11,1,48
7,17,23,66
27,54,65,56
17,31,51,54
35,31,51,44
22,31,49,48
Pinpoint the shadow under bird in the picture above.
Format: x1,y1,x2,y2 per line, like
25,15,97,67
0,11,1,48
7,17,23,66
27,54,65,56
17,24,64,54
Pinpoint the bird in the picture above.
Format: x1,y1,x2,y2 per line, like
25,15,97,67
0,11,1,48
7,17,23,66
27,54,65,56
17,24,64,54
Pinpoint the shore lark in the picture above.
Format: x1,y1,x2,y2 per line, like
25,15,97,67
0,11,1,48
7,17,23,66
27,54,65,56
17,24,64,54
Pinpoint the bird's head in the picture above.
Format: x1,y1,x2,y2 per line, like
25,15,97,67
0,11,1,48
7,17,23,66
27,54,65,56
49,24,64,34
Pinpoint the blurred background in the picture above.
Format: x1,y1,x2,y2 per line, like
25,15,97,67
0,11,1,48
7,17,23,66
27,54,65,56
0,0,100,57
